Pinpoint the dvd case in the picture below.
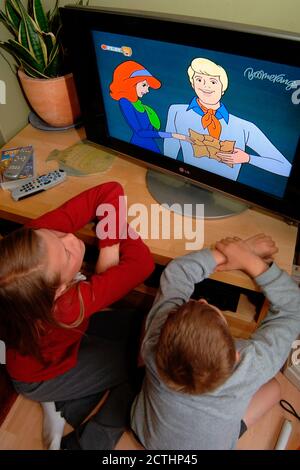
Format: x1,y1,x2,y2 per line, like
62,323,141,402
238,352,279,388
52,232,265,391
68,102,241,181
0,145,36,190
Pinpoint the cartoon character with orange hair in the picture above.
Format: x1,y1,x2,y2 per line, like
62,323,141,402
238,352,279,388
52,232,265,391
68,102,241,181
110,61,189,153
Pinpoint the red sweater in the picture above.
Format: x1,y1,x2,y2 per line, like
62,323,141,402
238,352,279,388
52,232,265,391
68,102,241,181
6,182,154,382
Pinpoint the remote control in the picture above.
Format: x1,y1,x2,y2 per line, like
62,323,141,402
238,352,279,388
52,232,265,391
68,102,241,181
4,146,33,180
11,169,67,201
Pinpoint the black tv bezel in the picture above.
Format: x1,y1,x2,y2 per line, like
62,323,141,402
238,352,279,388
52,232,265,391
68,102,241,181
61,6,300,223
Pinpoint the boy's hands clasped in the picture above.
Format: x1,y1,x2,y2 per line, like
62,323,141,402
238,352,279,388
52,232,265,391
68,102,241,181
213,233,278,278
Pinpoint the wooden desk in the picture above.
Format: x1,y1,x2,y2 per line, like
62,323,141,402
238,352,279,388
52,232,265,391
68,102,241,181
0,125,298,336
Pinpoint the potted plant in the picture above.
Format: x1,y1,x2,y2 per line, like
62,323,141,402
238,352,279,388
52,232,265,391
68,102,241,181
0,0,86,127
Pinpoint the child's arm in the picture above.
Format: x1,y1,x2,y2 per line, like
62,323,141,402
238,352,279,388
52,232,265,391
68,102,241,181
143,234,278,347
143,248,219,345
95,244,120,273
216,238,300,388
215,233,278,271
214,237,270,277
251,266,300,384
26,182,125,250
64,231,154,319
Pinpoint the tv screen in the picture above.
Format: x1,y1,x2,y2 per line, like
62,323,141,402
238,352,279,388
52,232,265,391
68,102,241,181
61,6,300,222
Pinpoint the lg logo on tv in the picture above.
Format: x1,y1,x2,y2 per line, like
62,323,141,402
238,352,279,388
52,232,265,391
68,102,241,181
0,80,6,104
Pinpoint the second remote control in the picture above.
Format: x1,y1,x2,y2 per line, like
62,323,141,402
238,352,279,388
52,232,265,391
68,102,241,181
11,169,67,201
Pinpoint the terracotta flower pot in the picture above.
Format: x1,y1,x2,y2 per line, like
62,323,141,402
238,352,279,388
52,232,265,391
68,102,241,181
18,69,81,128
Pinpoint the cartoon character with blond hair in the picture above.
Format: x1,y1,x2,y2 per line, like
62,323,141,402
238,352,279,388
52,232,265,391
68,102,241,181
110,61,189,153
164,58,291,181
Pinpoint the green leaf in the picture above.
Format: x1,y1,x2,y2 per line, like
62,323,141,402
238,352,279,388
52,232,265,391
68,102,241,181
12,1,33,54
36,28,48,67
6,38,43,71
5,0,21,33
0,41,49,78
8,0,22,16
44,42,60,76
0,41,21,66
19,59,49,78
33,0,49,33
0,10,18,37
40,31,56,59
48,40,59,61
18,6,46,69
18,20,29,50
45,32,56,48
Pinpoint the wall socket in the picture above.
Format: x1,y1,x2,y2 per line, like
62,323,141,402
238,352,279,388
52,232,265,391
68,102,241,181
283,336,300,391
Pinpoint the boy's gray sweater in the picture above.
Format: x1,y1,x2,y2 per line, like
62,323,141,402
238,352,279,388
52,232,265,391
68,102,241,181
131,249,300,449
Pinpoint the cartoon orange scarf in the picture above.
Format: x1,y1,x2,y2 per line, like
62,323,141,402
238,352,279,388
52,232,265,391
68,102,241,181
197,99,222,140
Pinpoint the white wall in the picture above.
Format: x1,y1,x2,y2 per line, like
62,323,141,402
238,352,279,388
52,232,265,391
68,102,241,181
90,0,300,33
0,0,30,143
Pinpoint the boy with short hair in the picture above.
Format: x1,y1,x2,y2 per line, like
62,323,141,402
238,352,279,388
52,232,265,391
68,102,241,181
131,235,300,449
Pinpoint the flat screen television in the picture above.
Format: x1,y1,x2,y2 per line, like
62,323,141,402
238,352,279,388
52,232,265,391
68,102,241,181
61,6,300,221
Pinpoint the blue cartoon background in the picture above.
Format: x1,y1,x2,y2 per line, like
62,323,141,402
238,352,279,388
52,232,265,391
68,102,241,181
92,30,300,198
